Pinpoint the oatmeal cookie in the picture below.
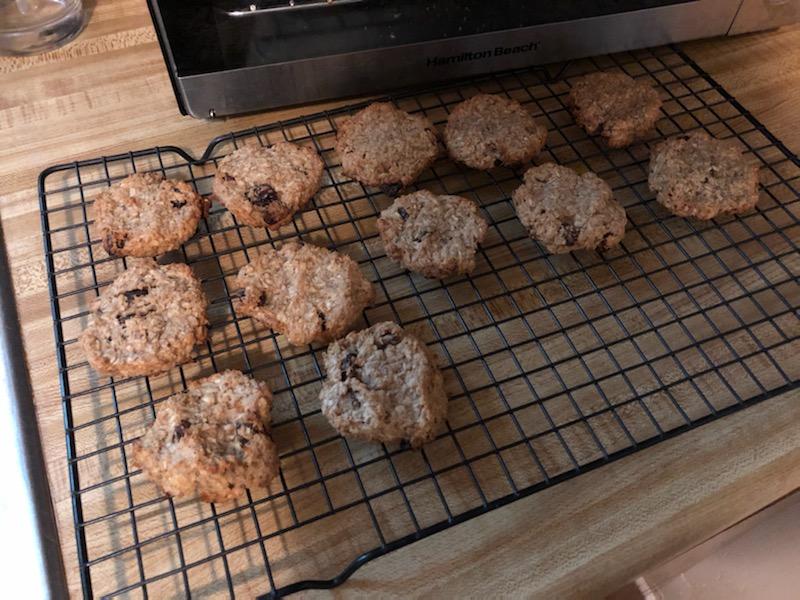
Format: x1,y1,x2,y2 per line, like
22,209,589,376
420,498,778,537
320,321,447,447
648,130,760,220
335,102,440,194
213,142,324,229
567,71,662,148
81,262,208,377
95,172,206,257
131,370,279,503
377,190,488,279
512,163,627,254
444,93,547,169
235,242,374,346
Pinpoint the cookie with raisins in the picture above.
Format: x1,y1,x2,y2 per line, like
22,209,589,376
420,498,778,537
320,321,447,448
131,370,279,503
213,142,324,229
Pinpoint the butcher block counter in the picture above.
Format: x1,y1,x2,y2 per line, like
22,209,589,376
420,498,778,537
2,2,800,598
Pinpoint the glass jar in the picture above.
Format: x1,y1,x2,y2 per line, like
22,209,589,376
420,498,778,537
0,0,86,56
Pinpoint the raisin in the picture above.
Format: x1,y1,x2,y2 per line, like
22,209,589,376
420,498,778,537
104,232,127,254
678,135,690,141
246,184,287,224
171,199,187,209
397,207,409,221
709,167,718,177
317,309,327,332
376,331,401,349
118,307,154,325
561,222,580,246
247,184,279,207
221,172,235,182
124,288,149,302
340,351,358,382
380,182,403,198
172,423,187,442
257,292,268,307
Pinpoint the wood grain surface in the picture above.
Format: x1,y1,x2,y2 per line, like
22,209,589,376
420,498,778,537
1,2,799,598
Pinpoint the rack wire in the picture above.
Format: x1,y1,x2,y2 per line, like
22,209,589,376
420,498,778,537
39,45,799,599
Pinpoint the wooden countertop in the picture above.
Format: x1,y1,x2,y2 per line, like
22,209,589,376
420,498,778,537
2,3,799,598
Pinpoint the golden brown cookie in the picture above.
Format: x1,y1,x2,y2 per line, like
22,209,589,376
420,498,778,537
512,163,627,254
81,262,208,377
377,190,488,279
320,321,448,448
95,173,206,258
213,142,324,229
335,102,440,195
235,242,374,346
444,94,547,170
567,71,662,148
648,131,760,220
131,370,279,503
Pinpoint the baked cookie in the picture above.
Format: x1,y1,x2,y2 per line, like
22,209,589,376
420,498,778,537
95,172,206,258
377,190,488,279
235,242,374,346
512,163,627,254
444,94,547,170
648,131,760,220
81,262,208,377
335,102,439,194
131,370,279,503
320,321,447,447
567,71,662,148
213,142,324,229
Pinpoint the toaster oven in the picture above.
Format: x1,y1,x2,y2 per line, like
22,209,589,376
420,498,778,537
148,0,799,118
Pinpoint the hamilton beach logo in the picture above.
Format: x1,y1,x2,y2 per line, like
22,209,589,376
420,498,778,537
426,42,539,67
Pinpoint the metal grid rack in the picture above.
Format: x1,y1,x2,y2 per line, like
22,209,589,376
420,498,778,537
39,45,799,599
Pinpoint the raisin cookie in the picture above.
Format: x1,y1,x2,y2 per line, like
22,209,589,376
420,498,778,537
95,173,206,257
648,131,760,220
320,321,447,447
235,242,374,346
131,370,279,503
512,163,627,254
377,190,488,279
444,94,547,170
335,102,440,194
567,71,662,148
213,142,324,229
81,262,208,377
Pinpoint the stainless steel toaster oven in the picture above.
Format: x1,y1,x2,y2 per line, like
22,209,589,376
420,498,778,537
148,0,799,118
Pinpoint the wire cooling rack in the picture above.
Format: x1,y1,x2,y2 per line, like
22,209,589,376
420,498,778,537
39,45,799,599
